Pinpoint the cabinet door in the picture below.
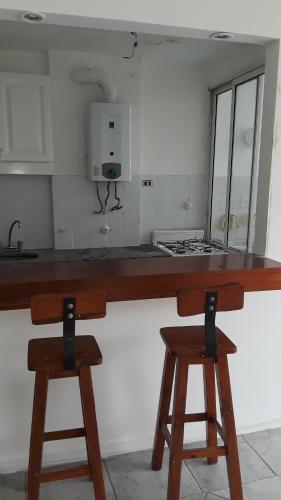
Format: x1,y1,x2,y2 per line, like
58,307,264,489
0,73,53,162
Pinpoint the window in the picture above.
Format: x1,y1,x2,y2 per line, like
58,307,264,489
208,68,265,252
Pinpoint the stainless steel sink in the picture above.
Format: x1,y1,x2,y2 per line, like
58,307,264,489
0,251,38,260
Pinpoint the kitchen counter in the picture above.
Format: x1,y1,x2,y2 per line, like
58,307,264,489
0,245,167,263
0,249,281,311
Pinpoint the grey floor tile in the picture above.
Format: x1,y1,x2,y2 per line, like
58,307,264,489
206,496,228,500
0,490,26,500
186,495,225,500
192,496,227,500
105,448,202,500
215,475,281,499
39,462,115,499
185,436,273,493
0,463,115,500
0,471,26,500
2,427,281,500
0,471,26,491
243,427,281,474
212,491,231,500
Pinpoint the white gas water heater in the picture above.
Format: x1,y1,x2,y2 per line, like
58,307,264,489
87,102,131,182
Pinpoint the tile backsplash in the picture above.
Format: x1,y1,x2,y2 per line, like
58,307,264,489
1,173,207,249
140,174,207,243
0,175,53,249
52,174,207,248
52,175,141,248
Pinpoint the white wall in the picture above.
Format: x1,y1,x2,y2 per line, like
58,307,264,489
266,45,281,260
141,59,209,175
207,44,265,89
255,42,280,256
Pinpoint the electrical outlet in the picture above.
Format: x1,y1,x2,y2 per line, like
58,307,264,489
142,179,154,188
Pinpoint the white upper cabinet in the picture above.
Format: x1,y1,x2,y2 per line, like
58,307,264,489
0,73,53,164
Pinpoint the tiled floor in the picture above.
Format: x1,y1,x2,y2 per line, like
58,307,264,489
2,428,281,499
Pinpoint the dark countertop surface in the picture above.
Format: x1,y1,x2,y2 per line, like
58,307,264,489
0,244,167,264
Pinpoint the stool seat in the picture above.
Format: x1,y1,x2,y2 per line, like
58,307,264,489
28,336,102,371
160,326,237,357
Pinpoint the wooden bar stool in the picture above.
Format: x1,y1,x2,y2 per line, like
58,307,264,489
27,290,107,500
152,283,244,500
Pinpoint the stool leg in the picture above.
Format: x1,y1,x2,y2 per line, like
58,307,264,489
79,366,106,500
27,371,49,500
216,355,243,500
167,358,188,500
204,362,218,465
152,350,176,470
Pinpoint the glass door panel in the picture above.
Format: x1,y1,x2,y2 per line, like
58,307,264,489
210,90,232,244
247,74,264,252
228,79,258,251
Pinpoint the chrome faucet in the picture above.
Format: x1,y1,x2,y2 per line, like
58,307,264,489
7,220,22,250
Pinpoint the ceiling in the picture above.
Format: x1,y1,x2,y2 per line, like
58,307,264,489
0,20,265,65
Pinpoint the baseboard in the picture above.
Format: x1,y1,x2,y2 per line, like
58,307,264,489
1,417,281,474
237,416,281,436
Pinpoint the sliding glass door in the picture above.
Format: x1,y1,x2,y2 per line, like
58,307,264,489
209,69,264,252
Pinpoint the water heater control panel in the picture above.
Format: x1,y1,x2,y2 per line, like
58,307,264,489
88,102,131,181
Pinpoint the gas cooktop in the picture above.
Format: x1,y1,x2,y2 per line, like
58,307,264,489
152,230,228,257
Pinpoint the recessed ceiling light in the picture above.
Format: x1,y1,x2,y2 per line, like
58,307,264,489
209,32,235,41
19,11,46,23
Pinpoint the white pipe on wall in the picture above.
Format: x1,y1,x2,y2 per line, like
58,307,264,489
71,68,117,102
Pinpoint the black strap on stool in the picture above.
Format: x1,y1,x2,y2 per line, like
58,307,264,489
204,291,217,358
63,297,76,370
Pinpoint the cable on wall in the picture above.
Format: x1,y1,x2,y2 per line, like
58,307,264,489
123,32,138,59
111,182,123,211
94,181,123,215
94,182,103,214
104,181,111,212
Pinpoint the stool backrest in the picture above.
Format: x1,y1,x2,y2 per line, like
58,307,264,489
177,283,244,358
31,290,106,371
31,289,106,325
177,283,244,317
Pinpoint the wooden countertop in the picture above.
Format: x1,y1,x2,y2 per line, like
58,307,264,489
1,252,281,310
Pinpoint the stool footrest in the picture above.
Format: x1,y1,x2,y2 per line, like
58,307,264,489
182,446,227,460
166,412,208,424
162,422,227,461
44,427,85,442
40,465,90,483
